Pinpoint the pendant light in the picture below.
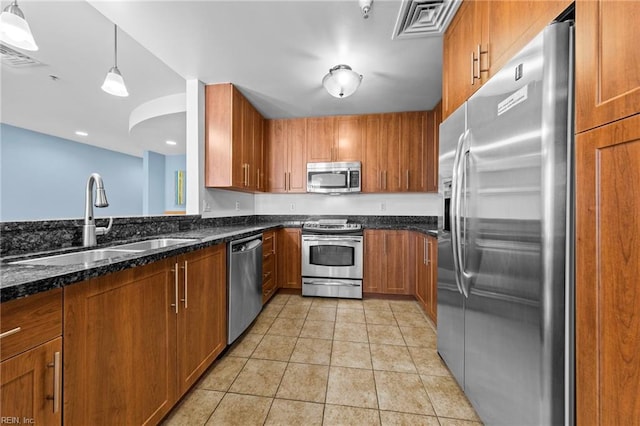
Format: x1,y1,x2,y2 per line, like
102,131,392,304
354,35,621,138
0,0,38,51
101,24,129,97
322,64,363,98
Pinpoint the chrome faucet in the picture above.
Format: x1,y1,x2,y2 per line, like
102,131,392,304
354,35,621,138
83,173,113,247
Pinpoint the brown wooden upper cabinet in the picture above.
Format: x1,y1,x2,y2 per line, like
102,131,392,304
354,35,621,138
265,118,307,193
443,0,572,119
576,0,640,133
362,111,437,193
306,115,363,163
205,83,264,192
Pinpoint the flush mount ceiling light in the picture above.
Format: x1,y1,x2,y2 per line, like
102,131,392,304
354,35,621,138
359,0,373,19
0,0,38,51
322,65,363,99
75,130,88,137
101,24,129,97
165,140,177,146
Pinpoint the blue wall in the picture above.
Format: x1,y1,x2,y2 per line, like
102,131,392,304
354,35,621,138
0,124,143,221
164,155,187,212
142,150,165,216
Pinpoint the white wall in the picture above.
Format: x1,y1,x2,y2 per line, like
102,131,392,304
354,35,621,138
255,192,441,216
202,188,256,218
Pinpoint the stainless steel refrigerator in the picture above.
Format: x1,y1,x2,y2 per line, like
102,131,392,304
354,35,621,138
437,22,574,425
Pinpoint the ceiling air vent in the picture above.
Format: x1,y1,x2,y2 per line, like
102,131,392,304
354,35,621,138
1,43,44,67
392,0,462,39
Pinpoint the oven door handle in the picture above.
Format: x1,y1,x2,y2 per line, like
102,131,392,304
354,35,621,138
302,236,363,243
304,279,361,287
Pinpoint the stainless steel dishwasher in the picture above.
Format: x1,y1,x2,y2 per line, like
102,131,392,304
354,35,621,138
227,234,263,344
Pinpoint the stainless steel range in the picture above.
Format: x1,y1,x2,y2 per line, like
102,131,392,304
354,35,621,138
301,219,363,299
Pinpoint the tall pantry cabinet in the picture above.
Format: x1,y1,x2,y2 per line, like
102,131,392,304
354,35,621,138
574,1,640,424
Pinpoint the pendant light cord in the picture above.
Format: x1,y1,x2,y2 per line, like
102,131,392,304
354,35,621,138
113,25,118,68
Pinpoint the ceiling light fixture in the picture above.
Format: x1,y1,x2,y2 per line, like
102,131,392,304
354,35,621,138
165,140,177,146
359,0,373,19
75,131,88,137
0,0,38,51
322,64,363,99
101,24,128,97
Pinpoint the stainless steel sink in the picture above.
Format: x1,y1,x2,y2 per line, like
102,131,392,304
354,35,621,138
11,238,198,266
110,238,198,251
12,249,140,266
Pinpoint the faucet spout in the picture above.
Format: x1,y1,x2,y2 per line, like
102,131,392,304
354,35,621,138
83,173,110,247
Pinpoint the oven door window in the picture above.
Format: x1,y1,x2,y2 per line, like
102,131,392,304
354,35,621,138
309,245,354,267
309,171,348,189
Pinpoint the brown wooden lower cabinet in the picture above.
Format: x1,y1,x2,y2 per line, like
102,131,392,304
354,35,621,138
1,337,62,425
1,289,63,425
63,244,226,425
364,230,411,295
277,228,301,289
176,245,227,395
413,232,437,323
576,114,640,425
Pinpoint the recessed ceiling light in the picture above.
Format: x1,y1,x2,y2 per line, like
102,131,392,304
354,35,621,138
166,140,177,145
75,130,88,136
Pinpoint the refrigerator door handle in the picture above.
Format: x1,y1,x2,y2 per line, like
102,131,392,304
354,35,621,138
459,147,473,296
450,130,467,297
453,130,471,298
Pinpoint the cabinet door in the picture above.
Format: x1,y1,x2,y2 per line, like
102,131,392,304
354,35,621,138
427,103,441,193
64,260,177,425
576,0,640,132
177,244,226,396
266,120,287,193
231,86,245,189
286,119,308,193
205,84,233,187
427,236,438,323
401,111,426,192
363,230,384,293
255,114,265,192
414,233,428,307
241,97,255,190
483,1,572,79
363,115,382,192
335,115,363,162
1,337,62,425
442,0,479,119
381,113,403,192
383,231,410,294
576,115,640,425
278,228,301,289
306,117,335,163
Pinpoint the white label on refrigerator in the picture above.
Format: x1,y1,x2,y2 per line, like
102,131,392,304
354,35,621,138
497,85,528,116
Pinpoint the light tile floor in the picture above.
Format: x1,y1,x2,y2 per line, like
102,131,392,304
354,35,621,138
162,294,483,426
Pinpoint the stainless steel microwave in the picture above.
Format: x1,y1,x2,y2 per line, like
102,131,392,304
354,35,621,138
307,162,361,194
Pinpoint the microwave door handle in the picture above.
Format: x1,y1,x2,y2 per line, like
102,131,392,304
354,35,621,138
346,170,351,190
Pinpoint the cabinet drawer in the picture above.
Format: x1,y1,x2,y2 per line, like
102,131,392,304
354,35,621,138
263,254,275,283
1,289,62,361
263,231,276,257
262,277,277,304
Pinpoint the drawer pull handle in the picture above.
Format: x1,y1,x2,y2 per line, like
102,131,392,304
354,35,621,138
0,327,21,339
46,351,61,413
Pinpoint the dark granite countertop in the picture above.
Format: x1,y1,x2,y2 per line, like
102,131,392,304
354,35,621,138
1,218,436,303
0,223,283,303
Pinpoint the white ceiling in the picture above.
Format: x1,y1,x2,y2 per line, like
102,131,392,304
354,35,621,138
1,1,186,156
2,0,445,157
